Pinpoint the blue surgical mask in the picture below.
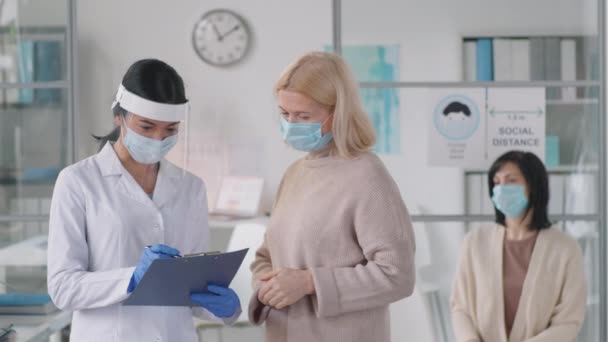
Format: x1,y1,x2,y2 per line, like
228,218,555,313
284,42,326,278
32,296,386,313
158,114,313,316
492,184,529,218
280,117,333,152
123,126,177,164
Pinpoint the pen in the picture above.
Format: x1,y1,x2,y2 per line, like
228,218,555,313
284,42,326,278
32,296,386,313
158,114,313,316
180,251,221,258
145,246,220,258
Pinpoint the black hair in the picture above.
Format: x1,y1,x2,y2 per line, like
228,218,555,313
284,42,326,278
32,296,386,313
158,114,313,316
93,59,187,151
443,101,471,116
488,150,551,230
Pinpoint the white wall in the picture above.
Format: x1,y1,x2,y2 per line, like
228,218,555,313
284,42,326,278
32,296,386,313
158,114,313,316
77,0,332,210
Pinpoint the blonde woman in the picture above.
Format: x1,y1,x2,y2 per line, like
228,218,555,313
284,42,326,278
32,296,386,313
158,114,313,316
249,52,416,342
450,151,586,342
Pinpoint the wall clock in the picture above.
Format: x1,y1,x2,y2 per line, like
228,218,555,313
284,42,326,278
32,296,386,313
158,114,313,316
192,9,251,67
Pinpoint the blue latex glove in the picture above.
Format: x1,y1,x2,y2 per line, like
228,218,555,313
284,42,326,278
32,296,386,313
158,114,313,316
191,285,241,318
128,244,180,293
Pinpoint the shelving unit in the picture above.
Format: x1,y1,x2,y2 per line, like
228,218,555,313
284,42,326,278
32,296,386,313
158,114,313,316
0,1,76,239
0,0,76,340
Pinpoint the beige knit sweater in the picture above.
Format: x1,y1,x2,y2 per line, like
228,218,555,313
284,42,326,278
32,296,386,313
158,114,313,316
450,225,586,342
249,150,416,342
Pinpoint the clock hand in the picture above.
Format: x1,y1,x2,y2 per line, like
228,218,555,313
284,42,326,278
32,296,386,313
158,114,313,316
211,23,223,41
219,25,240,40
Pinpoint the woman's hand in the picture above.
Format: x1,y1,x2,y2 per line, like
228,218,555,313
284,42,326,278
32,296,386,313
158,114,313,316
257,268,315,310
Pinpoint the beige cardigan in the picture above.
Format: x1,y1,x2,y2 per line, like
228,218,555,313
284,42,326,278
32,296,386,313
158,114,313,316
249,152,416,342
450,225,586,342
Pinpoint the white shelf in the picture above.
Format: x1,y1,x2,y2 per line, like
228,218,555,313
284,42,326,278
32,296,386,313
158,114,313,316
546,164,600,173
546,98,599,105
464,164,599,174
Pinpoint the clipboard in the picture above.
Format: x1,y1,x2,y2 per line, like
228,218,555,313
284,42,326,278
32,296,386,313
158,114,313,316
123,248,248,306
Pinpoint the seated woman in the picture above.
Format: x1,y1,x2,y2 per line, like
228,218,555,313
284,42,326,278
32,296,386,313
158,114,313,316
450,150,586,342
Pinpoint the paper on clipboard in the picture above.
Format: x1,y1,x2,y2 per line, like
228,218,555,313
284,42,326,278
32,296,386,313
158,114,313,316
123,248,248,307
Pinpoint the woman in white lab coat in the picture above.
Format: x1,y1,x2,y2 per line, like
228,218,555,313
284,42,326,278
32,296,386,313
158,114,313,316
47,59,241,342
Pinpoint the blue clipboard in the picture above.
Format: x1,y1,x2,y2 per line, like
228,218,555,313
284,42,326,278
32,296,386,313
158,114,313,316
123,248,248,307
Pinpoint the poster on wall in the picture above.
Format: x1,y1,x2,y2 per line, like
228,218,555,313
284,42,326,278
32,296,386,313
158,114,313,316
326,45,400,154
213,176,264,217
428,87,546,168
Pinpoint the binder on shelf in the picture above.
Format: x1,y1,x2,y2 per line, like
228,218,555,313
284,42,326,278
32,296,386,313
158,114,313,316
511,39,530,81
476,38,494,81
529,37,546,82
463,40,477,81
492,38,512,81
575,37,586,98
17,41,34,105
34,41,62,104
560,38,577,101
585,36,600,99
544,38,562,99
3,45,19,104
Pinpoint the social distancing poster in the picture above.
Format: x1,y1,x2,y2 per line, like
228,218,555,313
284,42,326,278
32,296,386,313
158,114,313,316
428,88,546,169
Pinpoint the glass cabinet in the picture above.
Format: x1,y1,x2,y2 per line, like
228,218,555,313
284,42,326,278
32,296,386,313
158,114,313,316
0,0,76,339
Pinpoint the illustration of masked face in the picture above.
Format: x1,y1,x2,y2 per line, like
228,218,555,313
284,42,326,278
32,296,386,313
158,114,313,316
444,111,469,121
436,100,476,140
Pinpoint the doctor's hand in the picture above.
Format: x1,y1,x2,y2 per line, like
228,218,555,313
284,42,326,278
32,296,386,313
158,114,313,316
257,268,315,310
127,244,180,293
191,285,241,318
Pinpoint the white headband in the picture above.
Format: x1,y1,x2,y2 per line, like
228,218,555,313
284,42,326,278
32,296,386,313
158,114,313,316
111,84,189,122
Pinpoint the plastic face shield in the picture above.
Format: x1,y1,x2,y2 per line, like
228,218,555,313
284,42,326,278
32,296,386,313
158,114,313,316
111,83,190,173
111,83,189,122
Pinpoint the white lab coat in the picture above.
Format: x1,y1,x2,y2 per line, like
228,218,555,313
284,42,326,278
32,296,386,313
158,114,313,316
47,143,239,342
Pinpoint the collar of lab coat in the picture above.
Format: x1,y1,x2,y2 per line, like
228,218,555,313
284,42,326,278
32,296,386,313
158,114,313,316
96,142,182,208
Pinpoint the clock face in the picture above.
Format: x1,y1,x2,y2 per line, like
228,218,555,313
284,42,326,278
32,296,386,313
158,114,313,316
192,9,251,67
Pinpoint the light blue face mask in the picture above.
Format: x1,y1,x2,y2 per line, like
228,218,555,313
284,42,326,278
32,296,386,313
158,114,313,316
280,116,333,152
123,126,178,164
491,184,529,219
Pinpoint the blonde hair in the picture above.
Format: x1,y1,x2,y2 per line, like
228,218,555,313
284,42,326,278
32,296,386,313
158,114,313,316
274,51,376,158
